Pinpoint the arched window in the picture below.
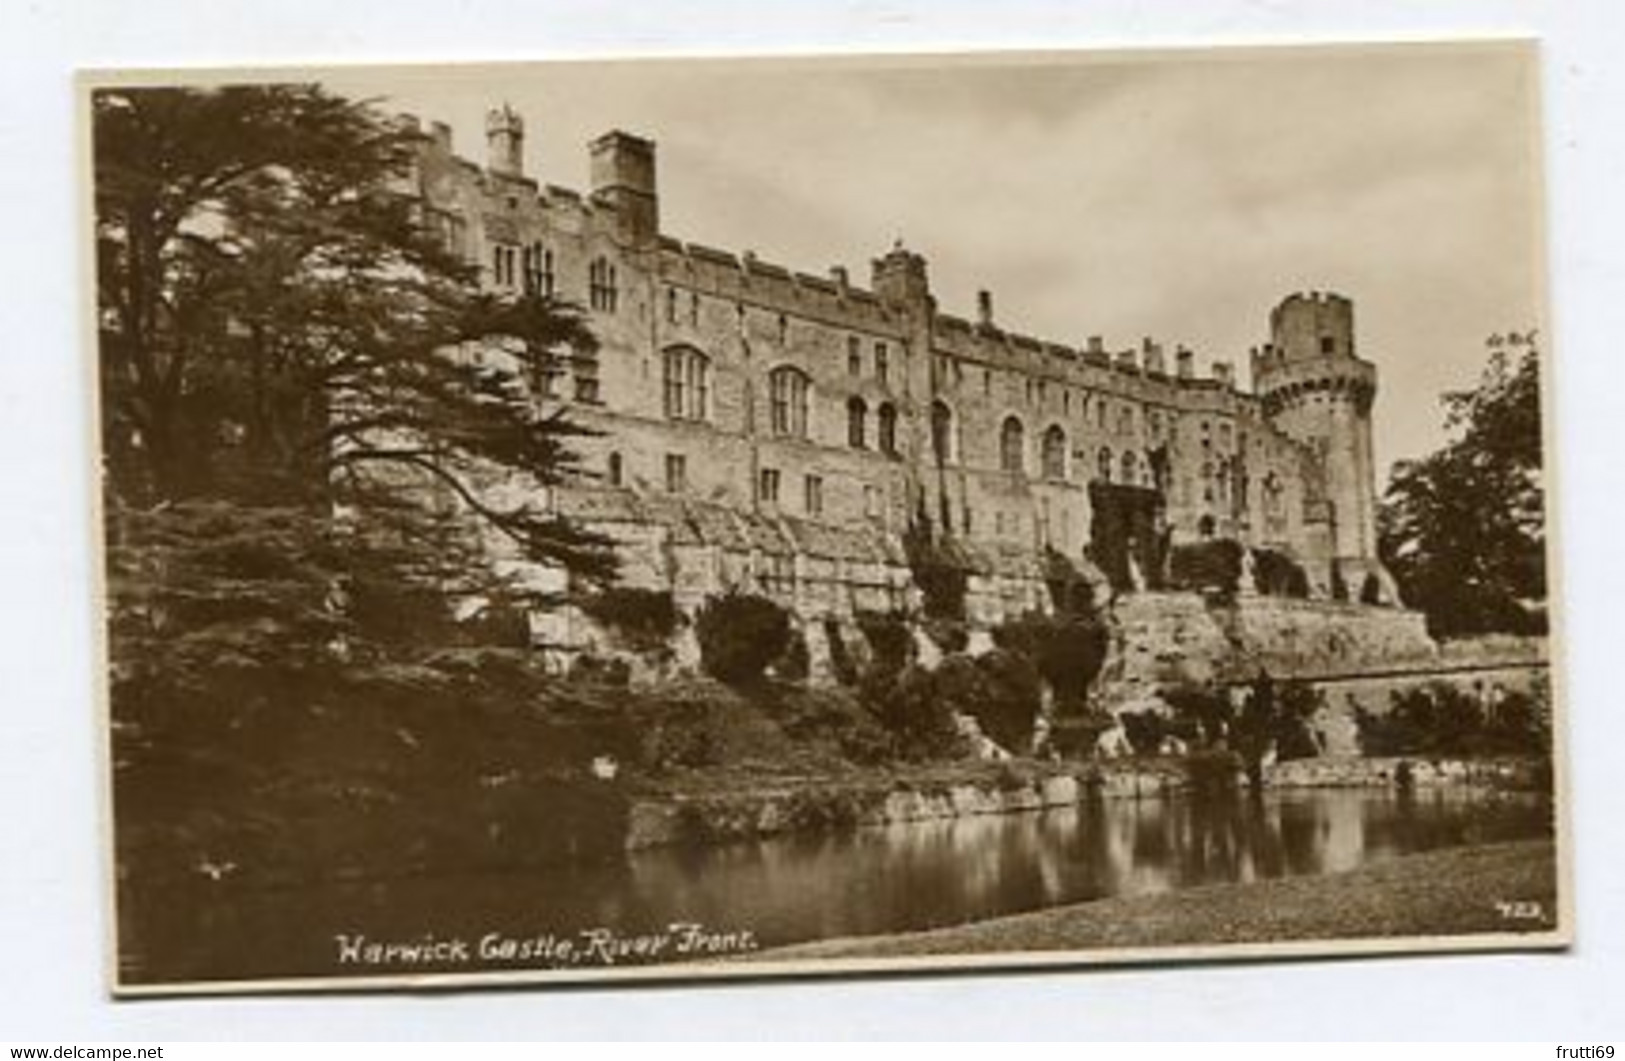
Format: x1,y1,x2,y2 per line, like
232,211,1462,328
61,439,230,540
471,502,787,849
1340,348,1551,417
1097,446,1113,483
1198,515,1216,538
769,366,811,438
1041,425,1068,481
930,401,955,463
662,346,709,421
847,396,868,449
1121,450,1137,485
877,402,898,455
1000,416,1026,475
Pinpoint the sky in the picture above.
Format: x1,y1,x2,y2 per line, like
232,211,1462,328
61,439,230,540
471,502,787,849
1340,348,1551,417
329,42,1545,483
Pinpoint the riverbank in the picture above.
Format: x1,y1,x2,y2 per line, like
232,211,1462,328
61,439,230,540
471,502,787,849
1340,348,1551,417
626,754,1548,850
756,839,1560,960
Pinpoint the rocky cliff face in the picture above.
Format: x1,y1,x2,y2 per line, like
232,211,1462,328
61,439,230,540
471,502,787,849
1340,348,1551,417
1102,592,1438,704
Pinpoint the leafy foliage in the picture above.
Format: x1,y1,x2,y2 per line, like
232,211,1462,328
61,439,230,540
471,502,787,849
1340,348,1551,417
1164,673,1322,785
855,609,915,678
1086,482,1167,592
1250,547,1310,598
94,84,615,583
1168,539,1244,597
1378,335,1546,637
1356,680,1551,758
864,664,967,760
902,515,968,620
992,610,1110,712
579,587,680,649
693,593,791,686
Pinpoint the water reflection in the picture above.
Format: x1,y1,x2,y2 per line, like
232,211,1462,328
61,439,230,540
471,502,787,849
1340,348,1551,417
122,787,1550,984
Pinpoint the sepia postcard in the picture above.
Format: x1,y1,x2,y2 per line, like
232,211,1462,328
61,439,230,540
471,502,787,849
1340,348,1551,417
85,41,1569,996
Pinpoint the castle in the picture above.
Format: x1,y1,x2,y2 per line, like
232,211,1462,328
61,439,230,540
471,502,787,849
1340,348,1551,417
403,104,1398,626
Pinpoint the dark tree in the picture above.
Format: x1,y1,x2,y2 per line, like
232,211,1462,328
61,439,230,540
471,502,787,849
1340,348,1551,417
1378,335,1545,637
94,84,613,584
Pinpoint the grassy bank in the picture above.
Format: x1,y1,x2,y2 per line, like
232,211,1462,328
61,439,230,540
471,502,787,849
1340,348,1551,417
758,839,1561,960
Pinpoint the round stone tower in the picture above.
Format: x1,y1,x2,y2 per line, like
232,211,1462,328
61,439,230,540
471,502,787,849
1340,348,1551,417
1254,292,1391,602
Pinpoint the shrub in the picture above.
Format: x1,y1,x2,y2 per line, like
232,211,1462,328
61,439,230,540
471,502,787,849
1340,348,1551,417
824,618,859,687
1168,539,1245,596
922,616,969,654
1119,710,1168,756
1356,680,1549,757
1162,682,1233,746
1048,708,1118,757
865,663,965,760
773,627,810,682
903,520,968,620
1043,546,1101,616
694,593,791,686
992,610,1110,710
773,686,895,765
963,649,1044,754
1251,548,1310,598
1231,672,1323,783
570,653,632,687
579,587,680,649
855,609,914,679
1087,481,1167,592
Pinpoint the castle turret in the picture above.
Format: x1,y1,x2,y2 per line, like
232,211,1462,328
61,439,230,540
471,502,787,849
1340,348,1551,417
590,130,659,246
871,241,932,310
485,104,524,177
1255,291,1391,602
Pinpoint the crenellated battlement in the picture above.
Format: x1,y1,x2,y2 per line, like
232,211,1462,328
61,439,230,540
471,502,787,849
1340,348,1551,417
405,102,1391,604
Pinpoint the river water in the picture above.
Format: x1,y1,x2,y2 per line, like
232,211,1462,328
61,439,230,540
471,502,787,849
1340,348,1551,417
122,786,1551,985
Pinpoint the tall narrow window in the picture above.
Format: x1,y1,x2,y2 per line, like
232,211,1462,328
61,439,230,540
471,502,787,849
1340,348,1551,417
930,401,954,463
804,474,824,516
607,452,623,487
847,336,862,377
523,243,554,296
847,396,868,449
877,402,898,456
875,342,889,384
1000,416,1026,475
1097,446,1113,483
1041,425,1068,481
1121,450,1137,485
492,244,518,288
666,287,678,324
664,454,687,494
759,468,781,505
662,346,709,421
768,366,811,439
588,257,618,312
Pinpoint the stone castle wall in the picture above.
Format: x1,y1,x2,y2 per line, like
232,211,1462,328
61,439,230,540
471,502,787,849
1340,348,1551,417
403,104,1398,618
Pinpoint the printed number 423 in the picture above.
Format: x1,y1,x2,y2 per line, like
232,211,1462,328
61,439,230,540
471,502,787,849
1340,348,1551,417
1496,900,1544,920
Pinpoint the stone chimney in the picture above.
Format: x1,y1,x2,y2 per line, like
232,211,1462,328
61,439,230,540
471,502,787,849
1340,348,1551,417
1212,360,1235,388
977,290,995,329
1144,338,1166,376
1176,346,1195,381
